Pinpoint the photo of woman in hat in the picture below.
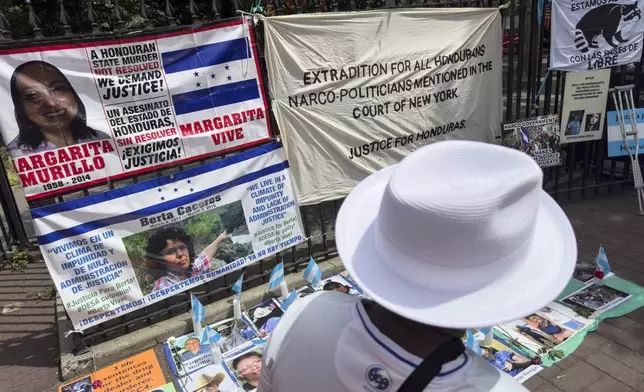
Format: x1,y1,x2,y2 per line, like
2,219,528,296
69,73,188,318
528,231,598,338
145,226,229,293
191,372,228,392
7,60,111,157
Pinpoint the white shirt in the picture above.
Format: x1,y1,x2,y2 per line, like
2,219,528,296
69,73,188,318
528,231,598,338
259,292,529,392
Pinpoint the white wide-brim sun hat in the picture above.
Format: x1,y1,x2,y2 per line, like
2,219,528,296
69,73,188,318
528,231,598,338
336,140,577,328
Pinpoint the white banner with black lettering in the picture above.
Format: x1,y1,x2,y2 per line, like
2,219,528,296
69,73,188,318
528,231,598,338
551,0,644,71
263,9,502,205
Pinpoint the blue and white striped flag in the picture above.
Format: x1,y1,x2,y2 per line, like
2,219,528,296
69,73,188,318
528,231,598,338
520,127,530,146
157,24,267,151
203,326,222,344
280,290,299,311
232,274,244,296
268,262,284,290
304,258,322,287
465,329,482,355
190,294,206,335
596,246,611,275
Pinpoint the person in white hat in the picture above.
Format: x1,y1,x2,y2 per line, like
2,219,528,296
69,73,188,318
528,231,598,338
258,140,577,392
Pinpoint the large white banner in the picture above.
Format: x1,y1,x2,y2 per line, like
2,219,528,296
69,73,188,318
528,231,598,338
263,9,502,205
551,0,644,71
32,142,304,330
0,20,271,201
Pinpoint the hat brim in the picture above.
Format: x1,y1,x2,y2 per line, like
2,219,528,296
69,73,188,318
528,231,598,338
336,165,577,329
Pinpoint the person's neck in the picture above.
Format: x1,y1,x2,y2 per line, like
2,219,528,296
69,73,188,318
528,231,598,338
363,300,464,358
42,128,73,148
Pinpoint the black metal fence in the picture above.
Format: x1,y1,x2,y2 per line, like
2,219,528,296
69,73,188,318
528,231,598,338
0,0,641,347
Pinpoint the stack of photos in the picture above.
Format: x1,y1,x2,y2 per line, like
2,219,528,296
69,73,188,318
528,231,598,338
163,317,260,392
467,302,593,384
163,271,370,391
164,267,634,389
560,284,632,316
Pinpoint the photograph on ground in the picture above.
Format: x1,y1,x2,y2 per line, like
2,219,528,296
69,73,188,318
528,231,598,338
124,201,252,295
242,299,284,338
480,331,543,383
184,363,238,392
311,274,361,296
211,318,257,355
561,283,632,314
224,347,264,392
573,260,597,283
340,270,366,295
61,377,92,392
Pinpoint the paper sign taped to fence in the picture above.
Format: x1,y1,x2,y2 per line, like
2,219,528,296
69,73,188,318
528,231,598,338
502,115,563,168
263,9,502,205
0,20,270,201
560,69,610,143
550,0,644,71
606,108,644,157
32,142,304,330
59,349,166,392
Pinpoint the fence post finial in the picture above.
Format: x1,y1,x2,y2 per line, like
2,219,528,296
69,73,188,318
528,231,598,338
189,0,200,24
212,0,221,20
25,0,43,38
58,0,73,36
0,11,12,40
164,0,176,26
113,0,127,33
140,0,152,29
87,0,100,34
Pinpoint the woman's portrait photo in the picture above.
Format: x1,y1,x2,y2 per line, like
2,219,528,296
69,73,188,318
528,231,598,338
243,299,284,338
584,113,602,133
124,201,253,295
7,60,111,156
226,349,264,391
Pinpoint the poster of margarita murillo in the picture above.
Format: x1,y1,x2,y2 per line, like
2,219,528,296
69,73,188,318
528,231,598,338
0,20,271,201
32,143,304,330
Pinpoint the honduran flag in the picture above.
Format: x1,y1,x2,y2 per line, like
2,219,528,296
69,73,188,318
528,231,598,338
156,22,270,154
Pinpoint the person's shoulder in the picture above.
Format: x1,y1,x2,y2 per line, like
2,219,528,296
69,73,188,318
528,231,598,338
264,291,357,351
463,354,530,392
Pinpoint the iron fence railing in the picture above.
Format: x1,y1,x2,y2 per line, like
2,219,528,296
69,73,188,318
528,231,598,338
0,0,640,346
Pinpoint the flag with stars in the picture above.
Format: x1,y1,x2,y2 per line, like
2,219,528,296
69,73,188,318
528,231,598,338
156,21,271,156
30,142,306,331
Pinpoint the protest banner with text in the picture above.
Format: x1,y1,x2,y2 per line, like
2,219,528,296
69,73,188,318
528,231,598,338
0,20,270,201
551,0,644,71
32,142,304,330
560,69,610,144
263,9,502,205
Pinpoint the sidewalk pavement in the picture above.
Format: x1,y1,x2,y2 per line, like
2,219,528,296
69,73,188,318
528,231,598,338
0,262,58,392
524,190,644,392
2,190,644,392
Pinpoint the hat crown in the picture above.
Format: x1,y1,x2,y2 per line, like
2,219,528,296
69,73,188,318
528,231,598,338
377,141,543,269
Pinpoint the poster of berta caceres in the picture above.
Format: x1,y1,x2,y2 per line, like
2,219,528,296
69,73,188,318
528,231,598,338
32,142,305,331
0,20,271,200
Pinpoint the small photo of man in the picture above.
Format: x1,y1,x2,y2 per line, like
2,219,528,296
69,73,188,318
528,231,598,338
212,319,256,354
565,110,585,136
181,336,210,361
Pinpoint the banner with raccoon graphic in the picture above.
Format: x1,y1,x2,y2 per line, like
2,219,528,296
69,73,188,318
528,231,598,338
551,0,644,71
